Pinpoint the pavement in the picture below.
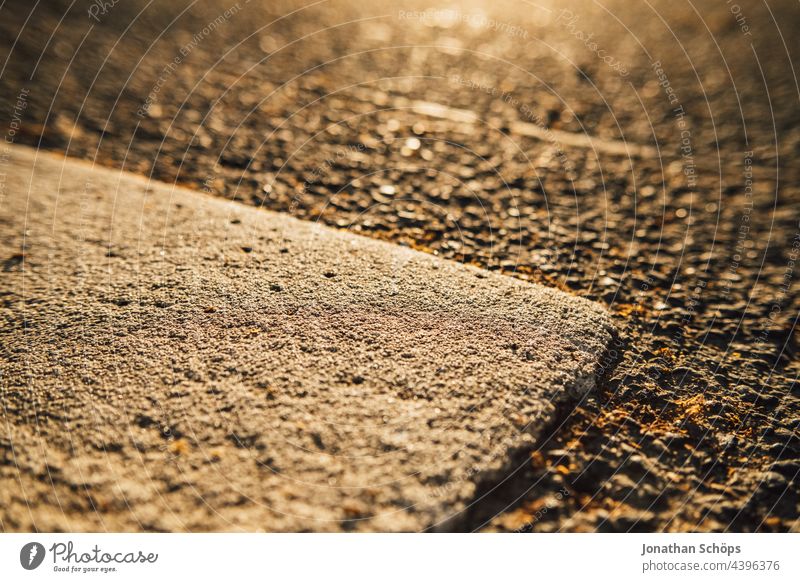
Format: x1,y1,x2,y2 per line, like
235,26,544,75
0,145,613,531
0,0,798,532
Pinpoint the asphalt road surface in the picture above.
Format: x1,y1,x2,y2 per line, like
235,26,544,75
0,0,798,531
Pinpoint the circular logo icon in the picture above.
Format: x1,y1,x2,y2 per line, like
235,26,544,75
20,542,46,570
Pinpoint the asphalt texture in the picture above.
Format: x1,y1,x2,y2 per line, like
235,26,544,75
0,0,799,531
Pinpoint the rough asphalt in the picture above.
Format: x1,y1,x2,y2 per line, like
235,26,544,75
0,0,798,531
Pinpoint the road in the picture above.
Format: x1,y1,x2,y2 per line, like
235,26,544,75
0,0,798,531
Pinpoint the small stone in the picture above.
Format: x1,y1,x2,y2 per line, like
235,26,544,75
404,137,421,150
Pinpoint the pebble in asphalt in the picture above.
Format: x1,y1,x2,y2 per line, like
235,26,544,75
0,145,614,531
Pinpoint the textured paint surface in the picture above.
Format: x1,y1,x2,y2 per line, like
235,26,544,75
1,146,613,531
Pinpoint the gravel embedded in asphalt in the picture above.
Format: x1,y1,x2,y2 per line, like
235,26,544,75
0,0,798,532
